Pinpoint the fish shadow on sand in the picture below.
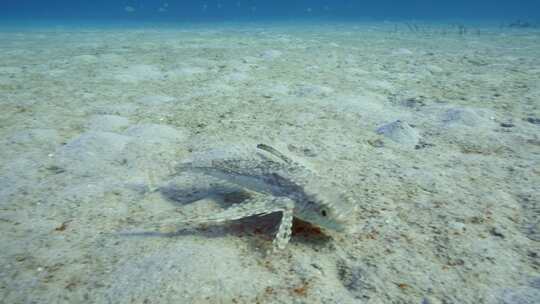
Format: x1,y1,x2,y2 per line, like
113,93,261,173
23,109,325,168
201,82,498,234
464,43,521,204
120,182,331,250
159,181,251,208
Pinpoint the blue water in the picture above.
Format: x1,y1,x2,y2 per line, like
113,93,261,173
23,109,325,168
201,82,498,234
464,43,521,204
1,0,539,22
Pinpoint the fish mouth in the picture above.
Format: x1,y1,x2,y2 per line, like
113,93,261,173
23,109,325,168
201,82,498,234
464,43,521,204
291,218,328,237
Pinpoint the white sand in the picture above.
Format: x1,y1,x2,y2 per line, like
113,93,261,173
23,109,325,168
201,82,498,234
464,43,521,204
0,22,539,303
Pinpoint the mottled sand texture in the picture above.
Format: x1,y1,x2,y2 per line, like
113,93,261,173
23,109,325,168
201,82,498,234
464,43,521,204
0,22,539,303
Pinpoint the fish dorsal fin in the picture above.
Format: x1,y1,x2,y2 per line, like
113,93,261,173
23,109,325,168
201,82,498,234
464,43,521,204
256,144,293,165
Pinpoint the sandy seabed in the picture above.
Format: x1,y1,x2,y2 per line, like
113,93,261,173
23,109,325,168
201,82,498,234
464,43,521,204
0,21,539,304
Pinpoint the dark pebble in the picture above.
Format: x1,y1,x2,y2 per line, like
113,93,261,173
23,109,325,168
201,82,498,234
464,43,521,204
525,117,540,125
500,122,515,128
402,97,426,109
368,138,384,148
415,141,434,150
490,227,505,238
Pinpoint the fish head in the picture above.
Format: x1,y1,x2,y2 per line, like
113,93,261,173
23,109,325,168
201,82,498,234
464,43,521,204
295,184,356,233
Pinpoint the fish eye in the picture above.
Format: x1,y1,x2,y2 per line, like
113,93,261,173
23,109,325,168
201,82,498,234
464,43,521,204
321,209,327,217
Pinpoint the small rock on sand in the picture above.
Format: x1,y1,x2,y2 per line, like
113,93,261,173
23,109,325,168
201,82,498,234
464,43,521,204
525,117,540,125
441,107,490,127
56,131,132,175
376,120,421,147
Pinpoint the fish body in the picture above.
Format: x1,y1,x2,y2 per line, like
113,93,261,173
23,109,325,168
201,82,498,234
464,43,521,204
168,144,354,249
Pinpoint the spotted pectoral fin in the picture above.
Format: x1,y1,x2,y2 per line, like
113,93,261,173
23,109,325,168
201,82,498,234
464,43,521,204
272,199,295,251
150,194,282,231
